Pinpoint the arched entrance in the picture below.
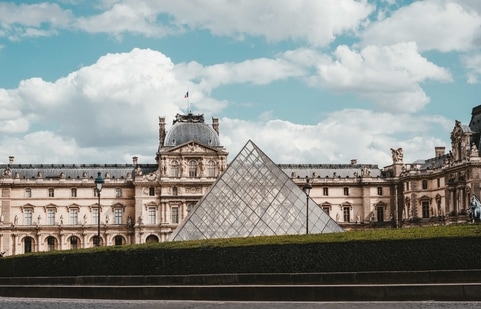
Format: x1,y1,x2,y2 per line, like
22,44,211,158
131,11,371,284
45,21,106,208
24,236,34,254
145,234,159,243
46,236,57,251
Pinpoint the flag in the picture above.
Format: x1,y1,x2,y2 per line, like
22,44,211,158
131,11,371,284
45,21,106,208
184,91,189,98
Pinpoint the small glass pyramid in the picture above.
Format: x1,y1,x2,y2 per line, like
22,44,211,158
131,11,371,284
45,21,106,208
169,140,344,241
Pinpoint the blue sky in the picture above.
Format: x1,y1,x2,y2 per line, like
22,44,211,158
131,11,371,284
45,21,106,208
0,0,481,167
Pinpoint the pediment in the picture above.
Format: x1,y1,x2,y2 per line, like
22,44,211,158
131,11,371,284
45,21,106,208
161,141,226,155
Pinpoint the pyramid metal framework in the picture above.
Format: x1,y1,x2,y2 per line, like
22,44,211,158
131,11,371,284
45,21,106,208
169,140,344,241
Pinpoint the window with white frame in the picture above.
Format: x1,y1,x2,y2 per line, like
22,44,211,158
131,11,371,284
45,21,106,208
47,209,55,225
48,188,54,197
171,206,179,224
115,188,122,198
188,160,198,177
70,209,78,225
207,160,216,177
114,208,122,224
25,188,32,198
170,160,179,177
92,208,99,225
148,207,156,224
71,188,77,198
24,209,33,225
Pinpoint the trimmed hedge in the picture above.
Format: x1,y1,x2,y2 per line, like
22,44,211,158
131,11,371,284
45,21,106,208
0,236,480,277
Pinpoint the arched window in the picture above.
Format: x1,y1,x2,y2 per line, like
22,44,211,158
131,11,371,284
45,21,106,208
207,160,216,177
70,236,79,250
170,160,179,177
24,237,34,254
47,236,56,251
188,160,198,177
422,180,428,190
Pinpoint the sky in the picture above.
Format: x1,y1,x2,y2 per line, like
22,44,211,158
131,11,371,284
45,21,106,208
0,0,481,168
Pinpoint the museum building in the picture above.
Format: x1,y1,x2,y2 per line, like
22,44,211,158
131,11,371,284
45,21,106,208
0,105,480,256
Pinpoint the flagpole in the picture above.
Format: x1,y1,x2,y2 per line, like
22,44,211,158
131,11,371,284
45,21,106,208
184,90,190,113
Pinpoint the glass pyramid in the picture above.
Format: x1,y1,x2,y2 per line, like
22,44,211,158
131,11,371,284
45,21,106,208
169,140,344,241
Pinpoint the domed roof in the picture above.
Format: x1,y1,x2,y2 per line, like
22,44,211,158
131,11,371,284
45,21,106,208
163,113,220,147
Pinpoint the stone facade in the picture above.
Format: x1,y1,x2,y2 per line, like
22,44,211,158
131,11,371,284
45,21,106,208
1,106,481,256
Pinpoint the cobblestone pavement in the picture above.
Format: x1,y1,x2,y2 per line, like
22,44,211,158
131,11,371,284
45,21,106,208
1,298,481,309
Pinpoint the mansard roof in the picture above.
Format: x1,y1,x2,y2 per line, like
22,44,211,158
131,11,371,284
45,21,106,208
0,163,157,180
163,113,220,147
279,163,383,179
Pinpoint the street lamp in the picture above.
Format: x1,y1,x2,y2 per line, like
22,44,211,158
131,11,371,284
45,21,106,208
303,177,312,235
94,172,104,246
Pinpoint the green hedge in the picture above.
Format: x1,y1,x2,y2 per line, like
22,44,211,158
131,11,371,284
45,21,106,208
0,236,480,277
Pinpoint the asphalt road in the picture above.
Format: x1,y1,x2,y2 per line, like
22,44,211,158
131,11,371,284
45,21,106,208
1,298,481,309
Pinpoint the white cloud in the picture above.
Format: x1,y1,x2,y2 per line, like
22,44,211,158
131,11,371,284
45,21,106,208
0,47,455,166
221,109,452,168
361,0,481,52
464,54,481,84
0,2,72,40
73,0,373,46
306,43,452,112
0,48,228,163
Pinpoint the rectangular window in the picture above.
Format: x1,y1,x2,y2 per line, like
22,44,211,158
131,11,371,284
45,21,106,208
114,208,122,225
148,207,156,224
377,187,383,195
70,209,78,225
47,209,55,225
343,207,350,222
149,187,155,196
437,178,441,188
115,188,122,198
48,188,54,197
24,209,33,225
25,188,32,198
323,187,328,196
322,207,330,216
422,201,430,218
94,188,99,197
171,206,179,224
92,208,99,225
343,187,349,196
71,188,77,198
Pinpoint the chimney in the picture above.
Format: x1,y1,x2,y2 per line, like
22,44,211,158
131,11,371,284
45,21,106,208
351,159,357,165
8,156,14,164
212,117,219,135
435,147,445,157
132,156,138,165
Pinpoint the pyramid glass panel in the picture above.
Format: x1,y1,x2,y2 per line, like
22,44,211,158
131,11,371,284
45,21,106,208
169,140,343,241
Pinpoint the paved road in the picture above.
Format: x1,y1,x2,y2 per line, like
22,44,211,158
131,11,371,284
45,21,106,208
1,298,481,309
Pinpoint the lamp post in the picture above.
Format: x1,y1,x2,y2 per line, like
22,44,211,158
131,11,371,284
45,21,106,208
303,177,312,235
94,172,104,246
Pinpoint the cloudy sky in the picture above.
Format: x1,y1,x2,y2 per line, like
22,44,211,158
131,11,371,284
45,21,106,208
1,0,480,167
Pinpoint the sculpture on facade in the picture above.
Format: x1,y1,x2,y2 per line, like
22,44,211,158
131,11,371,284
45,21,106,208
469,194,481,223
390,147,403,163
